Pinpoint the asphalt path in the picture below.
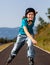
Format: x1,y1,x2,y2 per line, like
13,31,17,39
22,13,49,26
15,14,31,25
0,44,50,65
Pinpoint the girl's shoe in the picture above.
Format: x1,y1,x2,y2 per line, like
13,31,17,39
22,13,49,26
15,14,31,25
28,57,34,65
6,55,15,65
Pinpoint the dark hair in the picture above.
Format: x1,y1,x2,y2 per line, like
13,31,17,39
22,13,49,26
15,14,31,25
22,8,36,19
25,8,36,17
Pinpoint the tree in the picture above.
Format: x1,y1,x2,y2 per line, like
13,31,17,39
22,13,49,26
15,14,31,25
46,8,50,22
37,17,48,33
39,17,44,25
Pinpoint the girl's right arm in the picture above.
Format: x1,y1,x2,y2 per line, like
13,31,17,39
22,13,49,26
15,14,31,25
23,26,37,45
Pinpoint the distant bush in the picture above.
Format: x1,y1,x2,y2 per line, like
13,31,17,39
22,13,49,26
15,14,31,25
0,38,5,43
37,17,48,33
0,38,13,44
12,37,17,42
0,36,17,44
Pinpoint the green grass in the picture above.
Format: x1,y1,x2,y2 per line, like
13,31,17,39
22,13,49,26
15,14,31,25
35,24,50,52
0,42,13,52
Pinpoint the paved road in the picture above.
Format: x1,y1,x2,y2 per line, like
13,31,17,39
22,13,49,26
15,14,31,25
0,44,50,65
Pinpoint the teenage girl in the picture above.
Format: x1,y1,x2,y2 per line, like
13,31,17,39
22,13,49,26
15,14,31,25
6,8,38,65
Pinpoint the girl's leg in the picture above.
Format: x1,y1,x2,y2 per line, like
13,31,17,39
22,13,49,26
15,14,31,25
26,37,35,65
11,36,25,56
6,35,26,65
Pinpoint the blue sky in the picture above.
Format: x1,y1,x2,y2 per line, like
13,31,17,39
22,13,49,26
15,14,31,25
0,0,50,28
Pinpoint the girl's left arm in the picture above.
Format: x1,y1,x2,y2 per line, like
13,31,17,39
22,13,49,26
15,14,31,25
23,26,37,45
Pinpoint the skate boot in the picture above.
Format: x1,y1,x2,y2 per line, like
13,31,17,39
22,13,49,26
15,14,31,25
28,57,34,65
6,55,15,65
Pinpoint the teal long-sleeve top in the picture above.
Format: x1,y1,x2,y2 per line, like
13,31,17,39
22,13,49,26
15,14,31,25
19,18,35,35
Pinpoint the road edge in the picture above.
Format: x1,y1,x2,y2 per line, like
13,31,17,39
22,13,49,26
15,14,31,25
34,45,50,54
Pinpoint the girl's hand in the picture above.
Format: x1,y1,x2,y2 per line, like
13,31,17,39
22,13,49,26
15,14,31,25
32,39,37,45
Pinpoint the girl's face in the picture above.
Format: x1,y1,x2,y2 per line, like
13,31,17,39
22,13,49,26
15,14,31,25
27,12,35,21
